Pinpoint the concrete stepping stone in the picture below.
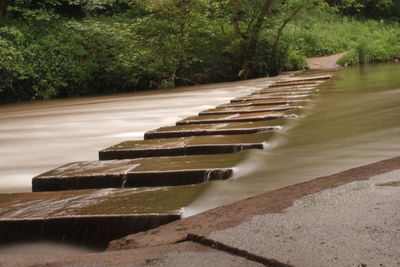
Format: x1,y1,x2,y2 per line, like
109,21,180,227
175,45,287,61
269,80,323,88
259,86,320,92
250,90,315,96
144,120,285,139
219,99,306,108
230,95,310,103
99,132,271,160
176,110,297,125
32,153,246,192
0,187,187,246
199,104,303,115
231,95,310,103
281,74,332,82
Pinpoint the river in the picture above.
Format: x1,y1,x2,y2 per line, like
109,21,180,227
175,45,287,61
0,63,399,217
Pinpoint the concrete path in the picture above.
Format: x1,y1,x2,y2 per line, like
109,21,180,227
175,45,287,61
210,170,400,267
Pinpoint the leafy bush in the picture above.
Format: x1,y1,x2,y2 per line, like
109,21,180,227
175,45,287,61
1,3,400,103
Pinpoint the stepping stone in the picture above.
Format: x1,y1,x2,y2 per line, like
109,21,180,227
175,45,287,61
219,99,306,108
231,95,310,103
0,188,186,246
258,86,319,93
231,96,310,103
250,90,314,96
269,80,323,88
99,132,271,160
32,153,246,192
199,104,303,115
144,120,285,139
176,110,297,125
281,75,332,82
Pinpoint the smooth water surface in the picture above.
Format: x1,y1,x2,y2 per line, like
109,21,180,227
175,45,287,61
186,63,400,215
0,64,399,215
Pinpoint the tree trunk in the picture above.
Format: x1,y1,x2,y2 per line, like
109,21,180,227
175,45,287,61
231,0,241,38
241,0,273,78
268,7,302,75
0,0,10,21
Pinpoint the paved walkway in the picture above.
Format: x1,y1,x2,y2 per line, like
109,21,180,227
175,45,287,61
210,170,400,267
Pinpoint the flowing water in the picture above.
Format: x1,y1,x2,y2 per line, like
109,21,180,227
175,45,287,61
0,76,285,193
0,63,399,253
186,63,400,215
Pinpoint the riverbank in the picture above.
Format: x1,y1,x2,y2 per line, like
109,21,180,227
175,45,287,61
1,156,398,266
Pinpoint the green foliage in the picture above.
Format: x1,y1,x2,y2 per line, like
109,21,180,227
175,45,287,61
285,10,400,66
355,39,368,64
326,0,400,21
1,1,400,103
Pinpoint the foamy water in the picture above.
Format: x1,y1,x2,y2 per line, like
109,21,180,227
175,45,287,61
0,75,289,193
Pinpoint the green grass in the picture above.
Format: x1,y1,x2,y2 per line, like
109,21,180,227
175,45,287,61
284,10,400,65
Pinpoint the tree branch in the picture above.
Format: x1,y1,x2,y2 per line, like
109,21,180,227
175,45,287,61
272,7,302,57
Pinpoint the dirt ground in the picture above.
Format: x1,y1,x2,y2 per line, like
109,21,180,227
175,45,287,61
306,51,349,70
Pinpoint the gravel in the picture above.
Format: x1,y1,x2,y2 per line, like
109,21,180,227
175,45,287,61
210,170,400,267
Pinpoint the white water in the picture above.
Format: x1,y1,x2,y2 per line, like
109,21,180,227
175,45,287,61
0,75,290,193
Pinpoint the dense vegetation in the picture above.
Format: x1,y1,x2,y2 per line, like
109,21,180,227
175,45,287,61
0,0,399,103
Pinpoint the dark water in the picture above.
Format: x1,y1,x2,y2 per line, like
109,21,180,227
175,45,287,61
0,63,399,254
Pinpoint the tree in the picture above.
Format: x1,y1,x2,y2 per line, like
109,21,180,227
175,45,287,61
0,0,11,21
133,0,211,85
230,0,324,77
326,0,400,20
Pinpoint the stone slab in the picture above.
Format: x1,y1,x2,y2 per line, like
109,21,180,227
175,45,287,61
228,96,308,107
199,104,303,115
258,87,319,93
250,90,315,96
32,153,246,191
0,188,185,247
218,100,305,108
280,74,332,82
176,111,297,125
99,133,271,160
269,80,323,88
231,95,310,103
144,120,285,139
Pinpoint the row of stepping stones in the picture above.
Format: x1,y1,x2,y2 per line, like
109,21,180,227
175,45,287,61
0,71,333,247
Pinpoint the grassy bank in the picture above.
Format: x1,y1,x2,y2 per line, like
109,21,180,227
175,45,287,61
285,10,400,65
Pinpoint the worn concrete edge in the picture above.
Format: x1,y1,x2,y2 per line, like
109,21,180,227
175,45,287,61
144,126,280,139
32,168,234,192
108,155,400,251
